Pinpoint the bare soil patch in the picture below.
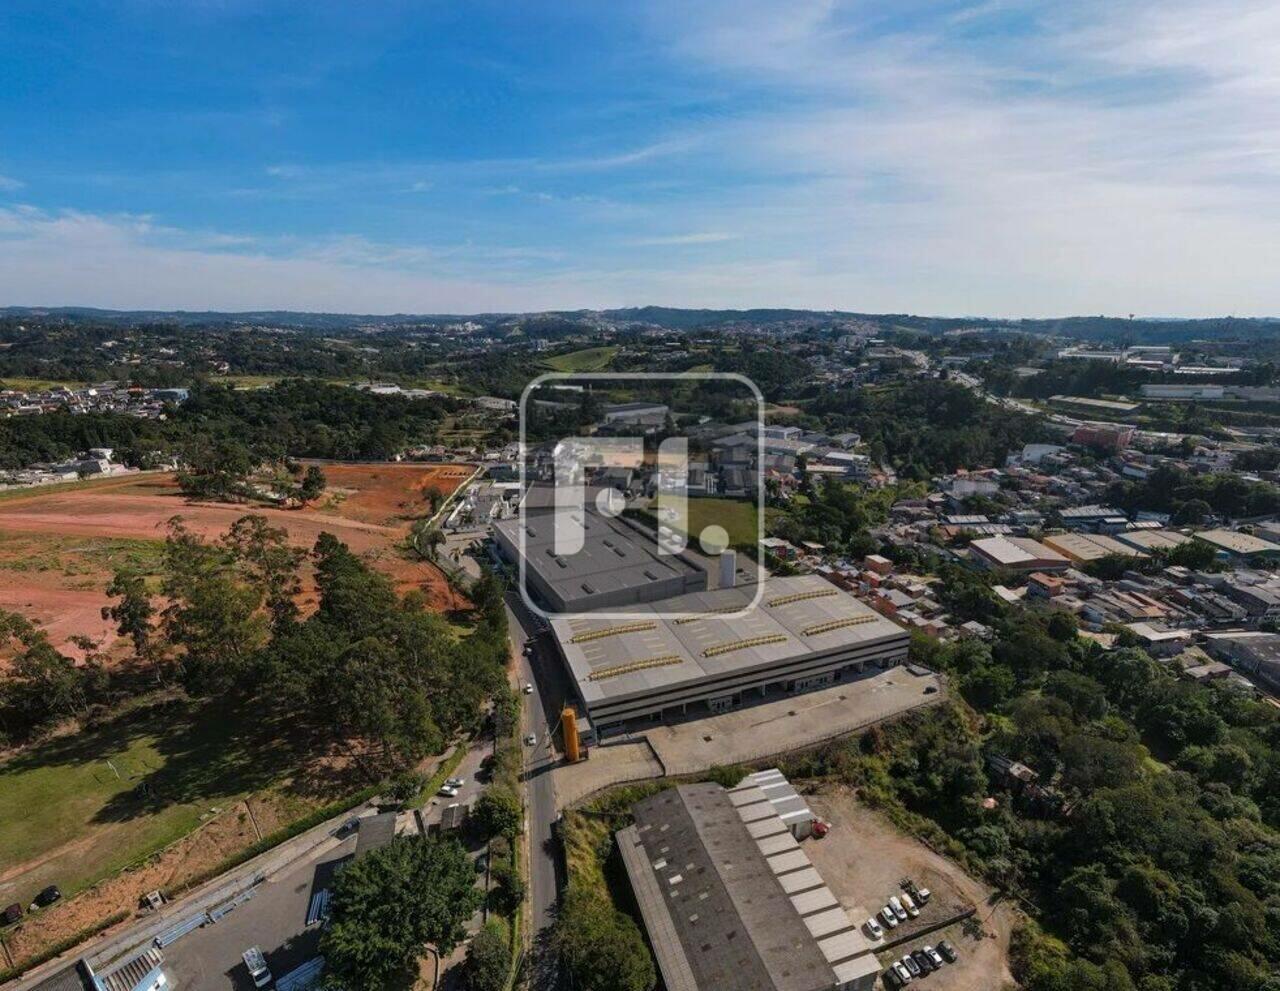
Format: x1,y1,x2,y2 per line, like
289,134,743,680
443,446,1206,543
805,784,1017,991
0,464,473,655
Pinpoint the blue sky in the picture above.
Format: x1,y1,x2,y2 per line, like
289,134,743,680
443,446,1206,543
1,0,1277,315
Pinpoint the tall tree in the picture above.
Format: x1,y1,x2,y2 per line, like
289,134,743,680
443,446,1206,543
321,835,482,990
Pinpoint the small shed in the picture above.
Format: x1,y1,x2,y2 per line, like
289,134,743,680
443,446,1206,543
355,812,398,858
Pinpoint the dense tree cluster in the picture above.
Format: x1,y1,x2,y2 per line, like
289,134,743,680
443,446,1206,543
768,479,920,557
2,515,510,780
555,887,656,991
321,834,482,990
804,379,1052,477
791,601,1280,991
0,379,461,469
1107,463,1280,523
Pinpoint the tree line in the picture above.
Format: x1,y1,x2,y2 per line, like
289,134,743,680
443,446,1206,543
784,589,1280,991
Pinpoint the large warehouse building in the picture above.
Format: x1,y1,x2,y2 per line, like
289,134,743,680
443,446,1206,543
549,573,910,736
494,507,707,613
617,778,881,991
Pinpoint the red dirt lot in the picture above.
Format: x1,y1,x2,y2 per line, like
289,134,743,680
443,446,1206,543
0,464,474,657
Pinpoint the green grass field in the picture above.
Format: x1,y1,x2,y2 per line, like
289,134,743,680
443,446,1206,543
541,346,619,372
0,701,311,903
0,532,166,577
648,496,760,551
0,377,87,392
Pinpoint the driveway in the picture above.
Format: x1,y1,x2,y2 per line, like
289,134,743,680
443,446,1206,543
162,835,356,991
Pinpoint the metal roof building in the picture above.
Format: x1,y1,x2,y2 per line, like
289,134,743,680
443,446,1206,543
617,779,880,991
968,535,1070,572
1113,529,1191,553
494,507,707,613
549,574,909,734
1042,532,1146,563
1194,529,1280,559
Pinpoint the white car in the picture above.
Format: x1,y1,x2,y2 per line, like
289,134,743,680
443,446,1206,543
889,895,908,921
445,777,465,789
864,916,884,940
901,893,920,918
923,945,944,968
914,886,932,904
880,907,900,929
242,947,272,989
524,733,537,747
438,784,459,797
891,961,912,985
523,682,534,694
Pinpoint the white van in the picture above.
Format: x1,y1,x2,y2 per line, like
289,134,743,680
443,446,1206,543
242,947,272,988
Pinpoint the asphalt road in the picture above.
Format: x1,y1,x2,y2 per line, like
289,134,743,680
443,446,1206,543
505,591,566,989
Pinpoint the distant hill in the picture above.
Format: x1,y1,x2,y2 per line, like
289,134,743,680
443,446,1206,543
2,305,1277,343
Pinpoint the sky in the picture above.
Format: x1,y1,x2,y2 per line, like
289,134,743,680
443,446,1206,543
1,0,1278,317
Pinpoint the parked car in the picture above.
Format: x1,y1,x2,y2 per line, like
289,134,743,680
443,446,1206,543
937,940,958,963
889,895,908,921
924,945,945,969
901,954,922,978
891,961,913,985
901,893,920,918
335,817,360,838
865,916,884,940
523,682,534,694
445,777,466,789
438,784,459,797
242,947,272,989
524,733,537,747
915,886,931,903
33,886,60,908
911,949,934,974
880,907,900,929
884,967,904,989
1,904,21,926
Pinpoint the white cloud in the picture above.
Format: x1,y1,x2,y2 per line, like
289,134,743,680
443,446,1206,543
627,232,738,246
0,206,584,312
6,2,1280,315
0,174,23,192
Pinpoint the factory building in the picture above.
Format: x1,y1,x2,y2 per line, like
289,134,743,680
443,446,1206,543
617,777,881,991
494,507,707,613
548,574,909,736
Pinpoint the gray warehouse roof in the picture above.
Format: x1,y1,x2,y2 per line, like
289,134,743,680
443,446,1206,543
495,507,705,612
618,780,878,991
550,574,907,708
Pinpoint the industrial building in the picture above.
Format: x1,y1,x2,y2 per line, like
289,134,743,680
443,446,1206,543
617,776,881,991
1194,529,1280,561
1205,631,1280,694
1113,529,1191,554
968,535,1070,572
548,573,909,735
1042,532,1146,564
494,507,707,613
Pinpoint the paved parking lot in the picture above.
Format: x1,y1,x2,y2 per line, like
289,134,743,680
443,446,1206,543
162,834,355,991
644,664,944,774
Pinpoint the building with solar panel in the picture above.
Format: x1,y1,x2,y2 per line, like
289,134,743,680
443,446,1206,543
548,573,909,737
